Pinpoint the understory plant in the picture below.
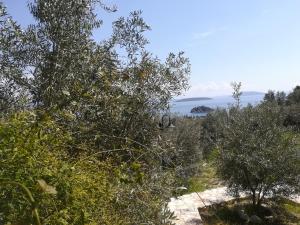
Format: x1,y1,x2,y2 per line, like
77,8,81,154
0,112,176,224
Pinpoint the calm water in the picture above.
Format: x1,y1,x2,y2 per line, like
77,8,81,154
170,94,264,116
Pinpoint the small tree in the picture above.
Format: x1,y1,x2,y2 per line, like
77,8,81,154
217,103,300,207
263,90,287,106
284,86,300,129
287,85,300,105
275,91,286,106
263,90,276,103
231,82,242,108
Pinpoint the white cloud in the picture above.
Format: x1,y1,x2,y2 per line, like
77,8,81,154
182,81,233,97
193,31,215,39
192,26,228,40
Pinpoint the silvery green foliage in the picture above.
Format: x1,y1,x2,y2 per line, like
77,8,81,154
1,0,190,111
27,0,108,107
263,90,286,106
0,1,190,224
112,10,190,113
287,85,300,105
0,3,30,113
0,79,28,113
159,117,202,182
217,103,300,206
283,86,300,129
0,0,190,148
231,81,242,108
200,108,228,158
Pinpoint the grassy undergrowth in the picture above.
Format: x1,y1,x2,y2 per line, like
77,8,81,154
187,162,222,193
198,197,300,225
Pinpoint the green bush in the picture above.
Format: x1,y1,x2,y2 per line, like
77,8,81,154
0,112,176,224
0,113,119,224
159,117,202,183
284,104,300,130
0,0,191,223
200,108,228,158
216,104,300,207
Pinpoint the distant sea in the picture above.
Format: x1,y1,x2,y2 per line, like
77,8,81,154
170,93,265,116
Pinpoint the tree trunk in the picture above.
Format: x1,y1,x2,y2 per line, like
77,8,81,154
252,190,256,206
256,195,264,208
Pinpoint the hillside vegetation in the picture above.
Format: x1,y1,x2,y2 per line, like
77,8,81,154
0,1,193,224
0,1,299,224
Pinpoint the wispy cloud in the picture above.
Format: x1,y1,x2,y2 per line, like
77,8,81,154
193,31,215,39
192,26,228,40
182,81,232,97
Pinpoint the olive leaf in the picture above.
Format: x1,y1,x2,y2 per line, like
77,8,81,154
37,179,57,195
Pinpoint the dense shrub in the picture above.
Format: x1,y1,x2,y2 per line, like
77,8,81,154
262,86,300,130
216,104,300,207
0,113,116,224
263,90,287,106
0,112,176,224
200,108,228,158
283,104,300,130
159,117,202,182
0,0,191,223
287,86,300,105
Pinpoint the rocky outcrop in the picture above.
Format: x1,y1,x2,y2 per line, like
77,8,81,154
190,106,213,114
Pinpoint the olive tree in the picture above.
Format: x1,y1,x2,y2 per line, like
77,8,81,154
287,85,300,105
0,3,30,114
200,108,228,158
284,86,300,129
263,90,287,106
217,103,300,207
159,117,202,182
0,0,190,150
0,0,191,224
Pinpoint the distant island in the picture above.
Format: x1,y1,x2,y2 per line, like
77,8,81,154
242,91,265,96
176,97,212,102
191,105,214,114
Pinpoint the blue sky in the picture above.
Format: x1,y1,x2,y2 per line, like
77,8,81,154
2,0,300,97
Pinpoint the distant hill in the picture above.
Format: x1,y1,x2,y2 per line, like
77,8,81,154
175,97,212,102
242,91,265,96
